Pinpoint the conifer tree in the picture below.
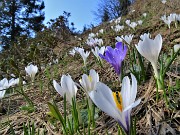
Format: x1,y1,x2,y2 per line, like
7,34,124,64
0,0,45,49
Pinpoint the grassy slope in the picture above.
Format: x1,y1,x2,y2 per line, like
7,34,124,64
0,0,180,134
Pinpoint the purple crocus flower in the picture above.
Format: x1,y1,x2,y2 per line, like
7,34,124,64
99,42,127,75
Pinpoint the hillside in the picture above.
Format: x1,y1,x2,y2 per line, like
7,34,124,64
0,0,180,134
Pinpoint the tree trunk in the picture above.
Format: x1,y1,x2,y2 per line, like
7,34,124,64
10,0,16,44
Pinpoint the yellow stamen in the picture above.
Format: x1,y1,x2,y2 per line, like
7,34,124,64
113,91,123,111
88,75,92,82
79,79,82,83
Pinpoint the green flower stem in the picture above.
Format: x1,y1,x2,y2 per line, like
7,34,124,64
156,78,164,90
120,61,124,83
137,52,146,82
83,62,88,74
31,76,35,86
128,45,136,75
72,98,79,131
87,98,95,128
87,97,93,110
162,49,180,78
92,103,95,128
17,88,34,106
76,102,82,125
98,59,104,68
155,81,159,101
152,63,164,90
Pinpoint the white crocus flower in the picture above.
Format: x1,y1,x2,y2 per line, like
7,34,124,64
164,19,172,29
174,44,180,53
137,20,143,25
121,34,134,45
135,34,162,78
11,74,16,77
99,29,104,34
69,49,76,56
53,75,78,105
94,38,99,45
78,49,90,66
160,15,166,21
131,10,135,13
129,22,137,30
78,38,82,41
80,69,99,94
115,36,123,42
8,78,15,94
176,14,180,21
98,46,106,55
25,64,38,81
125,20,131,26
53,59,58,64
161,0,166,4
143,13,147,17
74,47,84,53
0,78,9,99
80,69,99,109
169,13,176,22
169,13,177,28
23,81,26,85
97,38,103,46
89,74,141,134
88,33,95,39
115,25,124,32
0,88,6,99
0,78,11,99
9,78,19,87
0,78,9,89
140,33,151,40
115,17,121,24
86,38,96,46
91,46,106,60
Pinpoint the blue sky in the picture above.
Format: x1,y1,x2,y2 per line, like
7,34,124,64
44,0,99,31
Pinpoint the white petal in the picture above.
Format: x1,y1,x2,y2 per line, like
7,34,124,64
53,80,64,97
123,99,141,112
154,34,162,59
66,75,77,98
9,78,15,87
89,82,120,120
174,44,180,52
61,75,68,91
121,76,131,108
99,46,106,55
0,78,9,89
130,73,137,103
0,88,6,99
90,69,99,89
60,75,77,104
81,74,91,92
